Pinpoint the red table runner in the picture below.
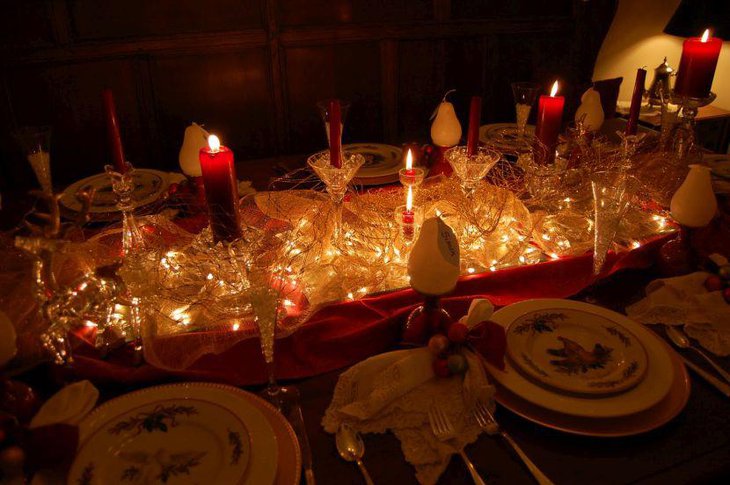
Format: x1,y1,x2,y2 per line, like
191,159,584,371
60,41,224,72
71,234,669,386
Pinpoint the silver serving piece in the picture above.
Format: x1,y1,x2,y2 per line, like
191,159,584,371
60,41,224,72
647,57,674,107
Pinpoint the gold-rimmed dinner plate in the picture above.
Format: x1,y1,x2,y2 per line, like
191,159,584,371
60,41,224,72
486,299,674,419
506,307,648,395
68,382,300,485
493,335,689,437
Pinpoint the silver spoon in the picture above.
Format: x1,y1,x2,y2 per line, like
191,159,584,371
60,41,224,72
665,325,730,384
336,424,374,485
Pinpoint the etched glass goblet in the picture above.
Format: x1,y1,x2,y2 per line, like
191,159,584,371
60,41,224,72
317,99,351,147
14,126,53,193
511,82,541,138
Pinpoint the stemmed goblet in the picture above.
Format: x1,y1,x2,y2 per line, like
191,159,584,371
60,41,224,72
14,126,53,193
511,82,541,139
317,99,351,147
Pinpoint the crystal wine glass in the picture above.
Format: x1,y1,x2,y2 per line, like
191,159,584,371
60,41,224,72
14,126,53,193
317,99,351,147
591,171,639,274
307,151,365,242
511,82,541,138
445,146,500,197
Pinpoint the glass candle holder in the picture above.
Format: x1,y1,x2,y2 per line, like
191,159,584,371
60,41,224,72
394,204,424,245
445,146,501,197
398,167,425,188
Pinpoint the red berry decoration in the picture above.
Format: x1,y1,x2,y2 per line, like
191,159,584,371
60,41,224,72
0,380,40,424
428,334,450,355
447,354,469,375
723,287,730,304
704,275,724,292
433,357,451,378
447,322,469,344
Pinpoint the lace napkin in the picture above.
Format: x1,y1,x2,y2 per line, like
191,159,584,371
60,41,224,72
626,272,730,355
323,346,495,484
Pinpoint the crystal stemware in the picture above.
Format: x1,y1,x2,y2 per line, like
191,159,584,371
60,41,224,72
511,82,541,138
14,126,53,193
317,99,351,147
445,146,500,197
307,151,365,242
591,171,639,275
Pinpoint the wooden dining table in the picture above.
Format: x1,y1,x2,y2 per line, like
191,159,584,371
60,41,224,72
2,155,730,484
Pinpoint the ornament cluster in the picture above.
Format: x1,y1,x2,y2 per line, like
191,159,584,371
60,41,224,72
427,322,472,378
704,254,730,303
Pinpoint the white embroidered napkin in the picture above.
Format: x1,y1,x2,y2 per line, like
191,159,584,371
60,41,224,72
323,346,495,485
626,271,730,355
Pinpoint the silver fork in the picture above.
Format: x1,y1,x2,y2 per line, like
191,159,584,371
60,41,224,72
428,404,487,485
473,400,554,485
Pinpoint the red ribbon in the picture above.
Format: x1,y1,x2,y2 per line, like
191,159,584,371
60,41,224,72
467,320,507,370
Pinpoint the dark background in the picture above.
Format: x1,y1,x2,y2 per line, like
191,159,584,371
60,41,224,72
0,0,617,191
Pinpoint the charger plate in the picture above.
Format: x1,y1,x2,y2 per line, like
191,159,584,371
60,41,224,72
506,307,648,395
486,300,674,418
493,336,689,437
68,383,299,485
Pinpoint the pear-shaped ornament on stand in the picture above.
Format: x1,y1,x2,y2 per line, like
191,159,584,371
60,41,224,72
402,217,461,345
429,90,462,177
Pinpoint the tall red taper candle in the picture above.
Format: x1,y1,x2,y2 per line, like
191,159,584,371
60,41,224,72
466,96,482,155
533,81,564,165
328,99,342,168
199,135,241,243
102,88,127,174
625,68,647,135
675,29,723,99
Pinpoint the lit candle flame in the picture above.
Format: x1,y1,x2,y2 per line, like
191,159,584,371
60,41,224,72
208,134,221,152
405,149,413,170
406,185,413,211
550,80,559,97
701,29,710,42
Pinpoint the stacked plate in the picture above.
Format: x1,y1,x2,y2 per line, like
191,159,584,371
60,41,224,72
312,143,404,186
479,123,536,155
67,383,301,484
485,299,690,437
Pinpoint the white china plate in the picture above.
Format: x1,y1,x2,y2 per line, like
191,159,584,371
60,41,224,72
506,307,648,395
61,169,171,213
479,123,535,154
68,383,278,485
705,154,730,180
486,299,674,418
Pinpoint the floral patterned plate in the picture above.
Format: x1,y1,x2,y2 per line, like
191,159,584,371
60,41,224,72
68,383,278,485
314,143,404,185
506,307,648,395
487,300,673,418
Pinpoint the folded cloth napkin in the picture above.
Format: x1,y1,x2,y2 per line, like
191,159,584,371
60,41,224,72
29,380,99,429
626,271,730,355
323,298,498,485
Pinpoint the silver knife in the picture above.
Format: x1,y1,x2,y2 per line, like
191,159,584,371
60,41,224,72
282,387,316,485
680,356,730,398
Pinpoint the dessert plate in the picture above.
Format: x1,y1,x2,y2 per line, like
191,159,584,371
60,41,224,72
68,383,279,485
486,299,674,418
506,307,648,395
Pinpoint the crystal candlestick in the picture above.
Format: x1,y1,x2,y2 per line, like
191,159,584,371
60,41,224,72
307,151,365,243
670,91,716,162
445,146,500,197
394,204,424,245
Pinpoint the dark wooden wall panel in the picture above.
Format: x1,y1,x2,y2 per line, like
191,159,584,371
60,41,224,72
278,0,432,26
0,0,619,191
68,0,264,40
150,49,275,168
284,43,382,154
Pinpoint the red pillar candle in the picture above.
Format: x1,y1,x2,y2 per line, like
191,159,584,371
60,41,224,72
328,99,342,168
625,68,647,135
533,81,565,165
102,88,127,174
674,29,723,99
199,135,242,243
466,96,482,156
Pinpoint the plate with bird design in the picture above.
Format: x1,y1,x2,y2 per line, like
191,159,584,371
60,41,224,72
506,306,649,395
68,383,280,485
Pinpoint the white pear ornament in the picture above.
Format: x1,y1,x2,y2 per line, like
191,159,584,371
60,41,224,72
178,122,210,177
408,217,461,296
574,87,604,132
431,91,462,147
